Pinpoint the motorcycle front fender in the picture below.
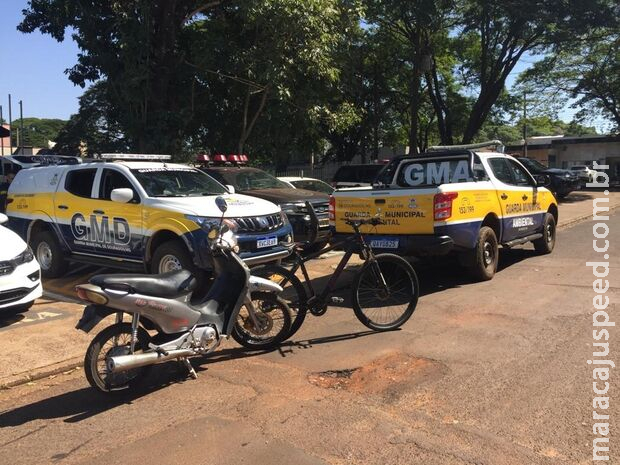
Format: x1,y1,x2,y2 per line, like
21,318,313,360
75,305,116,333
248,275,283,293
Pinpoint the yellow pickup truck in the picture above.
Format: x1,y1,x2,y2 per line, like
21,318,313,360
329,148,558,281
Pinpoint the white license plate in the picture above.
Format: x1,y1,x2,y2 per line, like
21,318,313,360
257,236,278,248
370,239,399,249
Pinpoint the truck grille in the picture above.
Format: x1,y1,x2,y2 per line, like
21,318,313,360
235,214,284,233
304,202,330,227
0,287,30,305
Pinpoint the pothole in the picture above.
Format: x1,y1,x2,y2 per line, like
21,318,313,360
307,352,446,395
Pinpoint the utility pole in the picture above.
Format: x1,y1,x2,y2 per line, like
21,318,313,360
8,94,13,155
0,105,4,156
522,91,528,159
19,100,24,151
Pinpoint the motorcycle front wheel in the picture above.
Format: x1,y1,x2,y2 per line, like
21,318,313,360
84,322,151,394
231,292,292,350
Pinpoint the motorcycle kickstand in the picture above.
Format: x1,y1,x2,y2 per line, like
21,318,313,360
180,357,198,379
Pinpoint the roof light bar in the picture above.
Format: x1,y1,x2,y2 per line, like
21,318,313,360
100,153,172,160
427,140,504,153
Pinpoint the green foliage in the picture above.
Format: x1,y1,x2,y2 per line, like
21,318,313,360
519,32,620,131
9,118,66,148
53,83,130,155
19,0,618,163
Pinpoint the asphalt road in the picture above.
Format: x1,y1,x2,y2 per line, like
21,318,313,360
0,211,618,465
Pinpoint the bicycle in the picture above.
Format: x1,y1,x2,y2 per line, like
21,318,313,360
252,208,419,339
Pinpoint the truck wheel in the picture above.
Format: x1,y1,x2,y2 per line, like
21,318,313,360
151,240,196,274
30,230,68,278
533,213,556,254
468,226,498,281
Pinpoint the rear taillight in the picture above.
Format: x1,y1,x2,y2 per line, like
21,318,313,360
434,192,458,221
328,195,335,222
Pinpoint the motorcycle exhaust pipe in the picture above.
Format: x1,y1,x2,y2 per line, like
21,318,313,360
107,349,195,373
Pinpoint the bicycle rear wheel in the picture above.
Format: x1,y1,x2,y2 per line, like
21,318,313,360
351,253,418,331
251,263,308,339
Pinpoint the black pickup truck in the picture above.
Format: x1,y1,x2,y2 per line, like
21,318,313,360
201,165,331,251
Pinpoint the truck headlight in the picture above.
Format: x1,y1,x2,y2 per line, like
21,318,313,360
280,203,305,214
279,211,290,224
186,215,220,232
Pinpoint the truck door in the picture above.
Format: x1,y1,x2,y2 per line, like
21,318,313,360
54,167,99,254
88,168,143,260
487,157,539,242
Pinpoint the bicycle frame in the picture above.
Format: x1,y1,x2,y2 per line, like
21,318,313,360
288,223,378,310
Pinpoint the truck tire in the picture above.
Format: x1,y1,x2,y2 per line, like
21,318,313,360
533,213,556,254
467,226,498,281
151,240,196,274
30,230,68,278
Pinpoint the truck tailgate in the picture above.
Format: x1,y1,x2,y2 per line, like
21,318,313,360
332,188,436,235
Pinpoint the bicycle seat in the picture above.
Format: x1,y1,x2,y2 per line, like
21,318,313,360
90,270,197,298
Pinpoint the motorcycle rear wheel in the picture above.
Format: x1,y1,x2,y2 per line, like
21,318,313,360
84,323,151,394
231,292,291,350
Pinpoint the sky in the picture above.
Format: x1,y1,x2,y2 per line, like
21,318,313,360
0,0,83,121
0,0,609,133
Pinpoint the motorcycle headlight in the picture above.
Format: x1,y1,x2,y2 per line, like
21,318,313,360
13,246,34,265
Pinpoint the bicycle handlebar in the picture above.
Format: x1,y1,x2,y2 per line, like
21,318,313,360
344,216,384,228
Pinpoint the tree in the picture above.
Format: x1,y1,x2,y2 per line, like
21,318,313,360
19,0,222,154
54,82,130,155
185,0,360,158
519,34,620,131
9,118,67,148
428,0,618,144
364,0,455,153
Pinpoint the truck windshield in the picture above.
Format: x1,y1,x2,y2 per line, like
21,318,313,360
131,168,226,197
520,158,547,172
219,169,289,190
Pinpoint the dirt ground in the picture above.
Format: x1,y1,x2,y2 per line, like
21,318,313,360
0,200,617,464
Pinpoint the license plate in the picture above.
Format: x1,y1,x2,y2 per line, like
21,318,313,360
369,238,399,249
318,217,330,228
257,236,278,248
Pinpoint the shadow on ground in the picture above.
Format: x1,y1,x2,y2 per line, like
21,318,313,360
0,329,380,427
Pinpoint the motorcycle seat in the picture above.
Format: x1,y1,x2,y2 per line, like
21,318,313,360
90,270,198,298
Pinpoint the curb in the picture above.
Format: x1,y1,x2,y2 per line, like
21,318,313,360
557,202,620,230
0,357,83,390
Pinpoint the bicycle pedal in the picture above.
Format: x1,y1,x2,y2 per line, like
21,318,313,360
330,297,345,304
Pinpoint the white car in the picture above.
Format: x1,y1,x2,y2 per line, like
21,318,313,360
570,165,598,183
278,176,334,194
0,213,42,314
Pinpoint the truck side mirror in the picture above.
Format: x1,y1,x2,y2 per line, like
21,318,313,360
110,188,135,203
226,185,235,194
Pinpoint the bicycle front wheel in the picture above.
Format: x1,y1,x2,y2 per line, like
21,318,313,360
252,263,308,339
351,253,419,331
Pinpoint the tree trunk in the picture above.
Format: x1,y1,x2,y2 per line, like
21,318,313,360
408,28,422,155
238,86,269,154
